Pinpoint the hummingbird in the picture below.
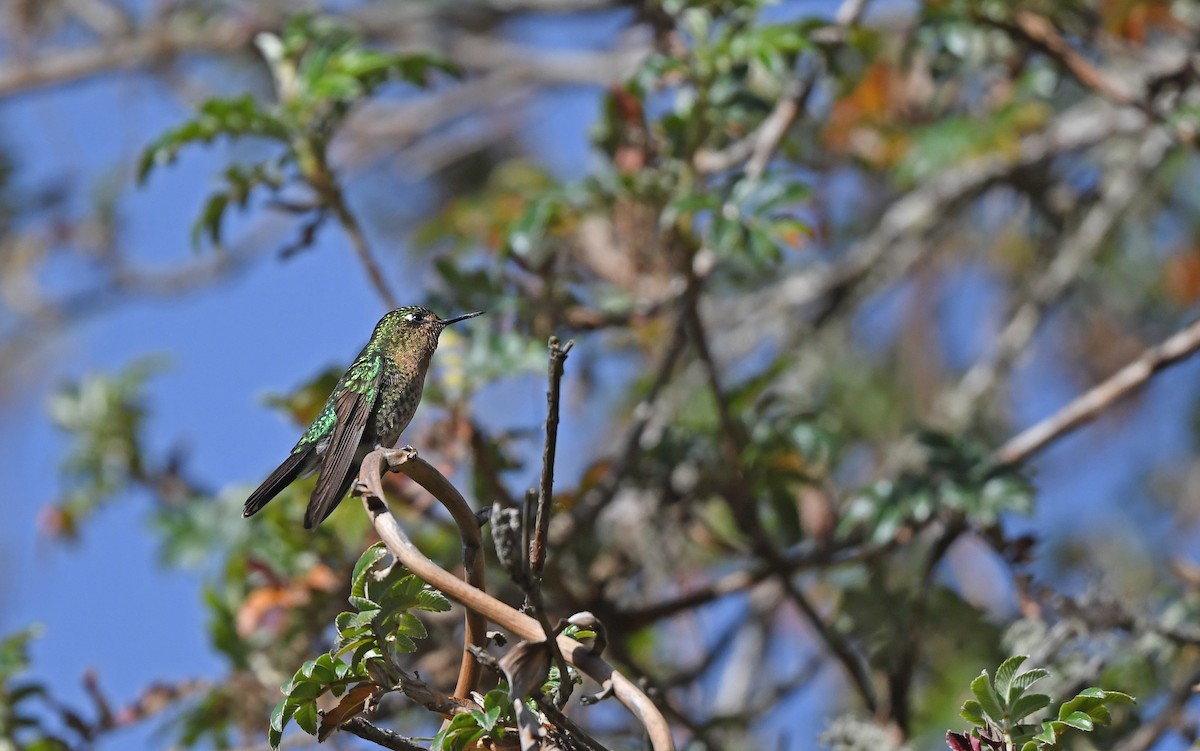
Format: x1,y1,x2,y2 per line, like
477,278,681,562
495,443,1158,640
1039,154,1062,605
243,306,483,528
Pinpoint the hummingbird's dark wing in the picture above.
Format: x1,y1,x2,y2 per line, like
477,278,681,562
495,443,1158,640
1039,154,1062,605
304,355,382,528
242,444,316,518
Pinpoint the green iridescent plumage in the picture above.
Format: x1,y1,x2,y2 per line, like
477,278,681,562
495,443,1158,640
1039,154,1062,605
243,306,483,528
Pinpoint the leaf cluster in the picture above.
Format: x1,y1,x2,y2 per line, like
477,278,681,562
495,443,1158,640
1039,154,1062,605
951,655,1134,751
840,430,1033,544
269,543,450,748
138,13,453,250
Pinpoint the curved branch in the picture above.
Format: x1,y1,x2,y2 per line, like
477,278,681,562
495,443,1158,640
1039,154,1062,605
353,448,676,751
381,452,485,700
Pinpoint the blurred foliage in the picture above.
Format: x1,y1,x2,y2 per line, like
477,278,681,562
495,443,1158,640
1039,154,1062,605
138,13,454,250
0,628,67,751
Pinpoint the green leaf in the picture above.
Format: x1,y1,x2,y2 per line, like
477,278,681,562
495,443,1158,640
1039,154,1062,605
416,587,452,613
970,671,1005,725
1008,668,1049,701
1033,720,1062,746
336,609,380,634
1059,687,1135,723
287,678,324,701
293,700,319,735
351,543,389,598
378,574,424,613
1010,693,1050,723
993,655,1027,701
1057,711,1093,731
394,612,427,639
960,699,985,726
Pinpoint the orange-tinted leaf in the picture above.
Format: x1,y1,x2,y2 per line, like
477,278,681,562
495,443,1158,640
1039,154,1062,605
1165,253,1200,303
317,683,378,741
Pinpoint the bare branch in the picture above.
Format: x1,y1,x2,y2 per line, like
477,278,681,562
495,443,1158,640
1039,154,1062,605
995,315,1200,467
530,336,573,578
341,717,428,751
353,448,676,751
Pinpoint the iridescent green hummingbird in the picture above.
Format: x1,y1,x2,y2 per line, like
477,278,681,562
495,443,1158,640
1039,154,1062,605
243,306,483,528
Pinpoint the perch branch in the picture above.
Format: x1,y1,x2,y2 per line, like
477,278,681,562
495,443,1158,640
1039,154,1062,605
353,448,676,751
379,453,486,699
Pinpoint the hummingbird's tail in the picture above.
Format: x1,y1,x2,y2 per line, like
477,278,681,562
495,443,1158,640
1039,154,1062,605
243,448,313,518
304,469,357,530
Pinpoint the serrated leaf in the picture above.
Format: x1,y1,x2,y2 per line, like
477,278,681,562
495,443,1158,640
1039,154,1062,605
287,679,324,701
337,609,380,634
334,636,374,659
351,543,389,598
269,697,291,734
1008,668,1049,701
960,699,985,725
1059,687,1135,723
293,700,319,735
394,612,427,639
993,655,1027,700
416,587,451,613
378,575,423,613
349,595,377,611
970,671,1005,725
391,634,417,654
1010,692,1050,723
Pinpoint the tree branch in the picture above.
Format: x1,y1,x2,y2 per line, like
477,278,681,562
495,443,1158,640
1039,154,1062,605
352,447,676,751
342,717,428,751
380,453,486,700
995,314,1200,467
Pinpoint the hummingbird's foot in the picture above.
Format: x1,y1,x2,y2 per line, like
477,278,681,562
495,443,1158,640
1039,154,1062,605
382,445,418,470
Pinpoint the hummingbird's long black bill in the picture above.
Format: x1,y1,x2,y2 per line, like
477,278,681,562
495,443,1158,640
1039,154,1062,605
441,311,484,326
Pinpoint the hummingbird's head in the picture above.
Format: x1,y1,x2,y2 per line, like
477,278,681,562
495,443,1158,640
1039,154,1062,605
375,306,484,357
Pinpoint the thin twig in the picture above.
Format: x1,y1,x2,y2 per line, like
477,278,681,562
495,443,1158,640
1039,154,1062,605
552,309,688,545
533,697,614,751
325,181,399,310
941,127,1174,425
353,448,676,751
530,336,573,578
342,717,428,751
995,315,1200,467
694,0,871,177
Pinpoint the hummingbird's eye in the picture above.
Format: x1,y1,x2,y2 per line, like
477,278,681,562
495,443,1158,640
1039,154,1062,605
404,311,428,324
